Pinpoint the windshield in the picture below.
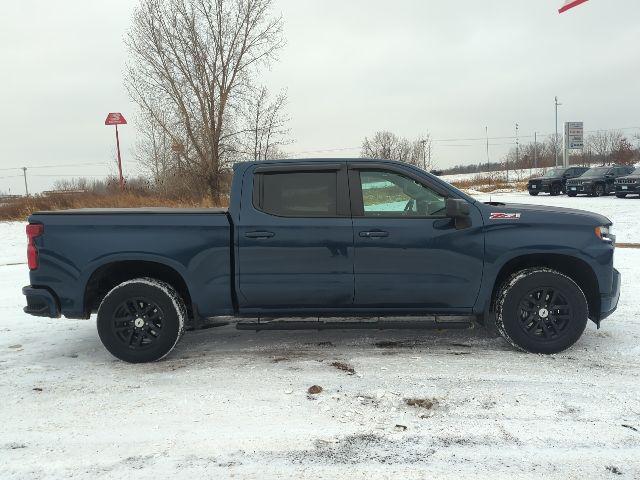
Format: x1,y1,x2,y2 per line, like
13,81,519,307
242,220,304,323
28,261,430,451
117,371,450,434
542,168,565,178
582,167,610,177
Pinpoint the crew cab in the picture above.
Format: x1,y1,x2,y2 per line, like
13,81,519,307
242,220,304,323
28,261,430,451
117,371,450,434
527,166,588,196
566,165,635,197
23,159,620,362
614,167,640,198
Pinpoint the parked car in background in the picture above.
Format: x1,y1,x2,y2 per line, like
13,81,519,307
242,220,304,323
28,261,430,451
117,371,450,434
565,165,636,197
527,167,589,196
614,167,640,198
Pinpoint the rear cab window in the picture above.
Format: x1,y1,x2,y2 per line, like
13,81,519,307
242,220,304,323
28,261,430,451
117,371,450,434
254,171,338,217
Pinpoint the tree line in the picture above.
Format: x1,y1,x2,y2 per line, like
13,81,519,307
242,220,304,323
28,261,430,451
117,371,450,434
442,130,639,176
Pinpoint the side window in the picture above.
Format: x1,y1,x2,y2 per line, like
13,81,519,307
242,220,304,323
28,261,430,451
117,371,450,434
255,171,338,217
358,170,446,217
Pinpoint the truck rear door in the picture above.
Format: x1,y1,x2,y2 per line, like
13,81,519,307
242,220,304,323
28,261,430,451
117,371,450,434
236,163,354,310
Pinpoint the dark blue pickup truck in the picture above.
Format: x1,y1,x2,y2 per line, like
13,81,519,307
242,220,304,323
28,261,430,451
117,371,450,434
23,159,620,362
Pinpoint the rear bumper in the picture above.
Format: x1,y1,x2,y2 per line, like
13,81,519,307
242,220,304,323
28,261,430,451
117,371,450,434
599,268,621,321
22,286,61,318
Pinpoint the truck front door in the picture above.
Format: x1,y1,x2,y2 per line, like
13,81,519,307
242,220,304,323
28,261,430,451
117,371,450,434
348,164,484,311
237,163,354,310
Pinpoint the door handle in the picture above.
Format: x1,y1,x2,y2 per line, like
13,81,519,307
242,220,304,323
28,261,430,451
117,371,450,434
359,230,389,238
245,231,275,239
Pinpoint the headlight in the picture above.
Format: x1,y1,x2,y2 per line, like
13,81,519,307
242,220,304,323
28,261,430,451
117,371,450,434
595,226,614,242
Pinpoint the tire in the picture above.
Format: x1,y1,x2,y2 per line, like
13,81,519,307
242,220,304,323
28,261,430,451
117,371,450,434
550,184,561,196
495,268,588,354
592,184,605,197
529,191,539,196
567,192,577,197
97,278,186,363
616,193,627,198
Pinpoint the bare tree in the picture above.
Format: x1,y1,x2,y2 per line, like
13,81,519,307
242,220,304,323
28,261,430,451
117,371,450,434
243,86,290,160
361,131,433,169
612,137,635,165
126,0,285,202
586,130,623,165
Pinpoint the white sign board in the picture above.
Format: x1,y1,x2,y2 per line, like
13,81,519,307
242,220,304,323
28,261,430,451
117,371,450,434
564,121,584,149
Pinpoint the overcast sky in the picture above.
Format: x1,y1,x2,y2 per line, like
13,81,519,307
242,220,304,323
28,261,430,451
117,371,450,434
1,0,639,193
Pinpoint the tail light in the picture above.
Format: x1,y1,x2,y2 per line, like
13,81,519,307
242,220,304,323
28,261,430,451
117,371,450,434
26,223,44,270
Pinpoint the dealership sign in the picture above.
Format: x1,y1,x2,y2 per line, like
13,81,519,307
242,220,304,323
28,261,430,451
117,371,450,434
565,122,584,150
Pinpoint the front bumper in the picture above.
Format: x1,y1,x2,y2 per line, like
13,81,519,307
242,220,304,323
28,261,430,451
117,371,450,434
23,286,61,318
615,184,640,194
599,268,621,321
567,183,594,194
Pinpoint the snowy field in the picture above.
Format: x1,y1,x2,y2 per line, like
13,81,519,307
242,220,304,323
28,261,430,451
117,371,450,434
1,193,640,479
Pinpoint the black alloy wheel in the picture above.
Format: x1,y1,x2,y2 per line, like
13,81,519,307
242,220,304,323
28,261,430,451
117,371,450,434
495,268,588,354
592,184,605,197
516,287,571,341
550,184,562,196
97,278,186,363
111,297,165,350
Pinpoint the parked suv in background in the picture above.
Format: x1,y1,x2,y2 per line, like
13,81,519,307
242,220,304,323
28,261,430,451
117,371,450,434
566,165,636,197
615,167,640,198
528,167,589,196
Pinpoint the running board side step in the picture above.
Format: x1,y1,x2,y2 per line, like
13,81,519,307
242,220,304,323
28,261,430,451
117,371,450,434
236,317,474,331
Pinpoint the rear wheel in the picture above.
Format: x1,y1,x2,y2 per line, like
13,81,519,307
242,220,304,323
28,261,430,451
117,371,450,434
97,278,186,363
567,192,577,197
550,184,562,196
495,268,588,354
616,193,627,198
529,191,539,196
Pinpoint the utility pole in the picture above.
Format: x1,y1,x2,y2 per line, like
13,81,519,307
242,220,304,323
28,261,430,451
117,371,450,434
555,96,562,167
22,167,29,196
485,126,490,172
533,132,538,170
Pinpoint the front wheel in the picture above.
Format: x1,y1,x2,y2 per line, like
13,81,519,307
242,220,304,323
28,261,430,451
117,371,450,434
567,192,577,197
616,193,627,198
495,268,588,354
529,191,539,196
592,184,605,197
97,278,186,363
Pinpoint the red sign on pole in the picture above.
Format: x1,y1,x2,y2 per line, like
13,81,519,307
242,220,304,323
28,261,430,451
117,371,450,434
105,112,127,125
104,113,127,190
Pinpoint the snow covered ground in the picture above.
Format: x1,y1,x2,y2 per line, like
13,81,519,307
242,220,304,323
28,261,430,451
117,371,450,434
1,194,640,479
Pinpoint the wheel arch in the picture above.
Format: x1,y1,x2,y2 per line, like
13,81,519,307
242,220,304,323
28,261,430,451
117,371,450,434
489,253,600,320
84,260,193,319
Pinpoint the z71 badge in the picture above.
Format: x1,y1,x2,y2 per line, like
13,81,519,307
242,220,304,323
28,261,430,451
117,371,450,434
490,212,521,220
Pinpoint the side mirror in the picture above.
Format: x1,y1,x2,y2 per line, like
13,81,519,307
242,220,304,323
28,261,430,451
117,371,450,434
445,198,471,230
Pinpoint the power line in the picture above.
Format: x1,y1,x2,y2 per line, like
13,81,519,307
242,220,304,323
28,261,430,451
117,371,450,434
0,162,109,172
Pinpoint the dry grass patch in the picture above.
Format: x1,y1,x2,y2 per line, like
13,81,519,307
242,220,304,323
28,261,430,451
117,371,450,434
0,192,224,221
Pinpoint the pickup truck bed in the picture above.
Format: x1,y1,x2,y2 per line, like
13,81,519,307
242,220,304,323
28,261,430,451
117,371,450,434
27,208,234,320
